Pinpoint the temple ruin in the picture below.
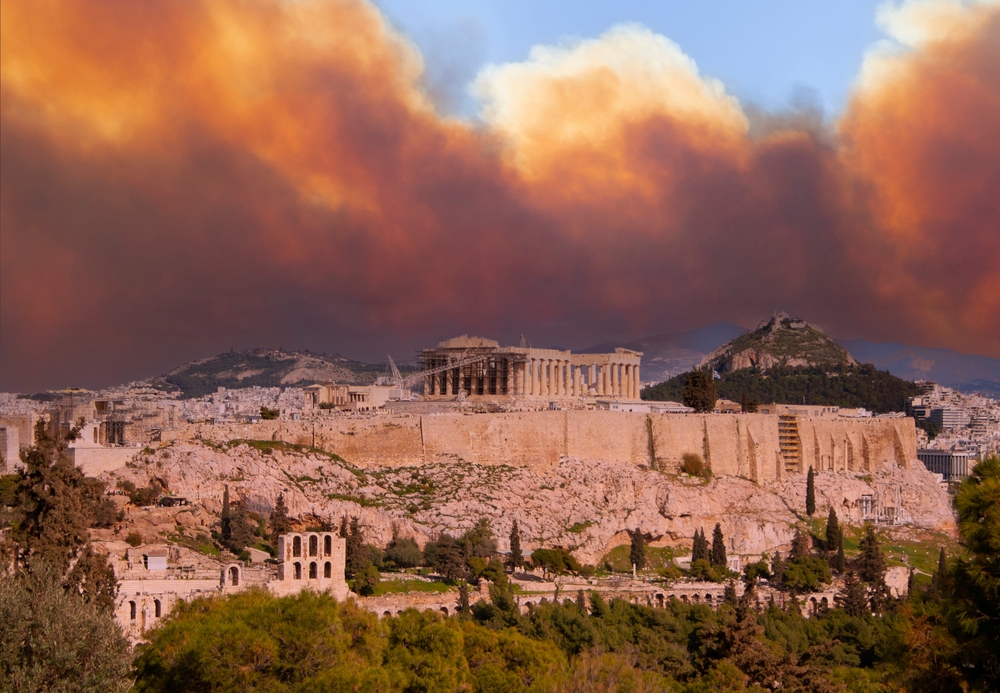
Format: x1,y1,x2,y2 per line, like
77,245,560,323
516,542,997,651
420,335,642,401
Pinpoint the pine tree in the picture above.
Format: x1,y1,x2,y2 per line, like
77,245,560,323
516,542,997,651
228,501,256,554
339,515,348,538
508,520,523,572
682,370,717,413
220,485,232,544
806,466,816,517
857,523,886,584
630,527,646,571
837,571,868,617
576,589,588,611
825,507,841,552
790,528,811,559
270,492,292,544
458,583,470,615
837,534,846,572
711,523,727,567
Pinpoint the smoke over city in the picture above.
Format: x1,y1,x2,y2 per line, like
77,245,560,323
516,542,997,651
1,0,998,391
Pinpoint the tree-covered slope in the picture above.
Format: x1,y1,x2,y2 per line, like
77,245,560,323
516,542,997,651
643,364,920,413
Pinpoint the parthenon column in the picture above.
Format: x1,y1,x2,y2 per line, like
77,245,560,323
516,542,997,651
549,360,557,396
558,361,566,396
633,366,640,399
518,362,526,396
611,363,619,397
573,366,581,396
539,360,547,396
445,367,453,396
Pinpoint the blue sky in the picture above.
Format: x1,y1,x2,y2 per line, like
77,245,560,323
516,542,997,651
376,0,886,117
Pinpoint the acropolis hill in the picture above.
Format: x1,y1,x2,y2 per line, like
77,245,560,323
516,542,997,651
1,332,959,638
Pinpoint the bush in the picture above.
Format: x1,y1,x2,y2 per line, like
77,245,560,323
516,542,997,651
384,537,423,569
353,564,380,596
783,555,831,592
259,407,279,420
531,548,581,575
125,531,143,547
682,453,710,478
129,480,162,507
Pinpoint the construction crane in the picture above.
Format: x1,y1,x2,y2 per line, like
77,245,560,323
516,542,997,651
386,353,493,390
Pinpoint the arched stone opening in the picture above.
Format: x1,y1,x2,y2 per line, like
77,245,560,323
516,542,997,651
229,566,240,586
383,611,392,617
440,607,449,616
324,562,331,578
692,594,701,603
129,601,137,620
681,595,689,603
293,536,302,557
324,535,332,556
705,593,712,602
656,594,664,608
154,599,161,617
294,562,302,580
309,535,318,557
309,562,317,579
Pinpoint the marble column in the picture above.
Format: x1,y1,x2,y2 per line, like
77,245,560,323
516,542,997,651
633,366,640,399
611,363,619,397
445,366,453,396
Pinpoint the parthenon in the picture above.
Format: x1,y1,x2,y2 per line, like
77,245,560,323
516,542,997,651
421,335,642,400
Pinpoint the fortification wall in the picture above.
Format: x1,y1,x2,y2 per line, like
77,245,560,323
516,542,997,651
163,411,917,483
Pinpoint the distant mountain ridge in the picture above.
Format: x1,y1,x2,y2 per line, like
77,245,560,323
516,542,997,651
147,348,415,399
836,339,1000,398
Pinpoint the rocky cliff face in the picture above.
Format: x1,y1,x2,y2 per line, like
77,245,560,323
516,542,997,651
699,313,857,373
103,440,955,565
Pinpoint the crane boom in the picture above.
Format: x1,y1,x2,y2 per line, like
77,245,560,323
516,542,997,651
386,353,495,389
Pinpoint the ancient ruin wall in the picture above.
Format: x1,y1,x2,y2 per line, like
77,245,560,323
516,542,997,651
164,412,917,482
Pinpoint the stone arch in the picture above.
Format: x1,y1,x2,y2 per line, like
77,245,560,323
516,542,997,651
293,536,302,557
692,594,701,603
440,607,449,616
229,565,240,586
294,562,302,580
309,535,318,557
383,611,392,617
129,601,137,621
154,599,162,617
324,561,332,578
656,594,664,608
681,594,689,603
309,562,317,579
324,535,332,556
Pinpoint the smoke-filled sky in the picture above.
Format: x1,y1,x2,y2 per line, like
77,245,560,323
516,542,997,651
1,0,998,392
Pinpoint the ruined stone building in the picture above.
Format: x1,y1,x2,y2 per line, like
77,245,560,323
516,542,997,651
420,335,642,401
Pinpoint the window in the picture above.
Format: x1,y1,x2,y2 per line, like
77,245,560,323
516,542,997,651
324,535,332,556
309,562,317,579
309,535,318,557
294,562,302,580
293,536,301,557
154,600,161,618
129,601,137,620
324,562,331,578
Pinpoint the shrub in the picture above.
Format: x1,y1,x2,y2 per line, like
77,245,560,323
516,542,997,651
384,537,423,569
353,564,380,596
259,407,279,420
125,531,143,547
682,453,708,477
531,548,581,575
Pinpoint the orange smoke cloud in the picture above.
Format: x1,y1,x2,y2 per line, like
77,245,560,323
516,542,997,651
1,0,998,390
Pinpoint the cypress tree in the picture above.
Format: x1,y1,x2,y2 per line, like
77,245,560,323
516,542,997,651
228,502,255,554
858,523,886,584
711,523,727,567
825,507,841,552
339,515,348,538
724,579,738,606
270,492,292,544
630,527,646,571
458,583,470,616
837,570,867,618
576,589,588,611
931,547,949,595
806,466,816,517
220,485,232,543
771,552,786,586
345,517,366,578
508,520,523,572
692,528,708,562
837,535,846,573
906,567,916,599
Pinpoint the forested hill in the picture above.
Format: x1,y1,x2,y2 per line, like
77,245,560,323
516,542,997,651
642,364,921,413
147,349,418,399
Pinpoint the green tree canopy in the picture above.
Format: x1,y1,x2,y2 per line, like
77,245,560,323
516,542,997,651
681,370,717,413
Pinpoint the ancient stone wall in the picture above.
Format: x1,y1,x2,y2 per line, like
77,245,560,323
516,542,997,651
163,411,917,483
